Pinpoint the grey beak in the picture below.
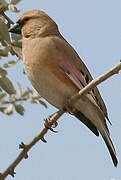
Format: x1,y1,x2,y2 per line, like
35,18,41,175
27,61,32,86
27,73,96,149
9,22,21,34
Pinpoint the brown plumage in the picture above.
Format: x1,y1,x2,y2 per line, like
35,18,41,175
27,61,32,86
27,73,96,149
9,9,118,166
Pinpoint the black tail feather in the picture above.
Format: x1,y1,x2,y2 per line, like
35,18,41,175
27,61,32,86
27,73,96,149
74,111,99,136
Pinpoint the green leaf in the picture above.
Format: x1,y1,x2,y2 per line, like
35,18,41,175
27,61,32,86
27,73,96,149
0,67,7,77
17,82,22,96
3,60,18,68
38,100,47,108
0,0,8,10
0,18,10,46
0,77,16,94
0,107,6,113
3,105,13,115
14,103,24,115
0,92,6,99
0,47,9,57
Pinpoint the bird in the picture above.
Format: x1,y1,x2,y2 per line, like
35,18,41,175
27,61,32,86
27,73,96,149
9,9,118,166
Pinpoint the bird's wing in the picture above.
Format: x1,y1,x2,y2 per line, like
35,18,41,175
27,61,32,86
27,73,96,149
53,35,110,119
58,57,110,131
58,57,105,112
71,53,109,121
58,51,117,166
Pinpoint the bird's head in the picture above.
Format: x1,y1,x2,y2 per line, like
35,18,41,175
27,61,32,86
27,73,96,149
9,9,59,38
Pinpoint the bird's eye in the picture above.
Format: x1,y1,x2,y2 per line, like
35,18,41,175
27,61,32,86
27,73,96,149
24,18,29,23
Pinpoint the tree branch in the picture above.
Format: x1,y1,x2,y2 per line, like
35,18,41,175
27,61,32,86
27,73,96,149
1,12,14,24
0,61,121,179
70,61,121,104
0,109,65,179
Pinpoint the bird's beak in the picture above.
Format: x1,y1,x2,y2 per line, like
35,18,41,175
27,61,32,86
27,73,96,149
9,22,21,34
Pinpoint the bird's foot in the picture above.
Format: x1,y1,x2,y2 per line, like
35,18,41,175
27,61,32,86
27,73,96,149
44,114,58,133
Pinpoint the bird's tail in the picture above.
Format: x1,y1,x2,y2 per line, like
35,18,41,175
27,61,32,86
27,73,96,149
74,111,118,166
99,124,118,167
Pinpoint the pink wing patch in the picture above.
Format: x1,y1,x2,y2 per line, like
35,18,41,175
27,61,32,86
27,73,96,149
59,59,87,89
59,59,110,124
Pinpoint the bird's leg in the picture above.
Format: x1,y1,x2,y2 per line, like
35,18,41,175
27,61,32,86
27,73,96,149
63,98,76,114
44,112,58,133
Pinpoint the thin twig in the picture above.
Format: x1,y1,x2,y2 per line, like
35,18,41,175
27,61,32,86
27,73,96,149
70,61,121,105
0,109,65,179
0,96,41,105
1,12,14,24
3,40,22,59
0,61,121,179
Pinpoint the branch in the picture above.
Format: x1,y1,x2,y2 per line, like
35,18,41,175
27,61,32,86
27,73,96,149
0,61,121,179
70,61,121,104
1,12,14,24
0,109,65,179
0,96,41,105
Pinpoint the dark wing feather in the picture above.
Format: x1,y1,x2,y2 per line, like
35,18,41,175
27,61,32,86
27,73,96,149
74,110,99,136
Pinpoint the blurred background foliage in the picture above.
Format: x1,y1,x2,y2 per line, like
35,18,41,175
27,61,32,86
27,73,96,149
0,0,47,116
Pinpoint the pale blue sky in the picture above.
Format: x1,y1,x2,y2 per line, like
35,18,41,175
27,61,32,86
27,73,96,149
0,0,121,180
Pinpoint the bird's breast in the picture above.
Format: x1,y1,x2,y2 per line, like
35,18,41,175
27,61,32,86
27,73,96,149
22,39,78,108
22,38,105,128
24,61,78,108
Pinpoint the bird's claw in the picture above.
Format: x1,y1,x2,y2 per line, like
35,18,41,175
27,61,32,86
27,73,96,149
41,136,47,143
44,118,58,133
